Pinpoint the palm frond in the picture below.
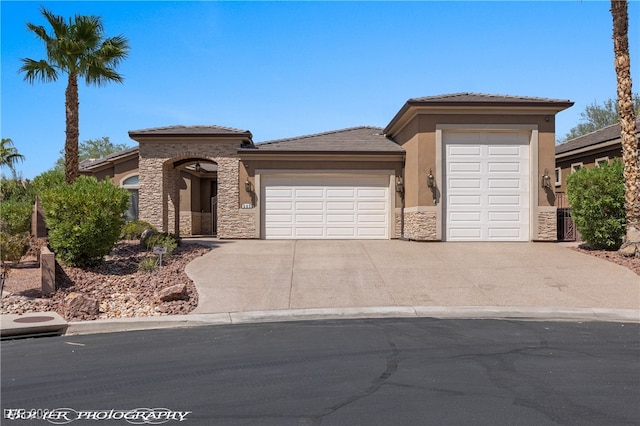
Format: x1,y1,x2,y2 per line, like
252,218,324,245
40,7,68,40
19,58,58,83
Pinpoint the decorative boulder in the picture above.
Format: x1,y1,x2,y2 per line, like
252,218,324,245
156,284,188,302
140,229,159,248
64,292,99,320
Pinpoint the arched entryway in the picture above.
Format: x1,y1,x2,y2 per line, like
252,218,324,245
172,158,219,236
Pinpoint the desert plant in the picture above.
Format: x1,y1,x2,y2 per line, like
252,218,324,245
0,199,32,235
144,232,180,256
0,232,30,264
40,176,130,267
121,220,157,240
567,160,625,249
138,256,158,273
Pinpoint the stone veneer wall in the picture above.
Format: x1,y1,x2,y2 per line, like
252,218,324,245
403,210,438,241
536,210,557,241
138,141,257,239
395,211,402,239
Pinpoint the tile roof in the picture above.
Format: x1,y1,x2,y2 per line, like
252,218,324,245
247,126,404,153
128,125,252,138
79,146,139,171
407,92,573,105
555,117,640,155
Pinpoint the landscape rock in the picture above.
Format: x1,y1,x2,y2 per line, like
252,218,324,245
1,242,208,321
140,229,159,248
64,292,99,320
156,284,188,302
618,242,639,258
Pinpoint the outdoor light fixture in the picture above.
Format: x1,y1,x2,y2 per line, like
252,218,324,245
245,179,253,193
195,163,202,173
542,169,552,190
427,169,435,188
395,176,404,194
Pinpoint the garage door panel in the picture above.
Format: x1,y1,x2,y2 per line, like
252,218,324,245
488,178,521,189
449,228,482,240
326,228,357,237
295,214,324,223
450,178,481,189
295,201,324,211
358,188,387,198
264,175,389,239
449,145,481,156
266,188,293,197
450,211,482,222
295,228,325,238
357,201,387,211
488,195,521,206
488,211,521,222
450,162,482,173
445,131,530,241
295,188,324,198
488,145,521,156
450,195,482,206
327,214,356,223
326,188,356,197
326,201,356,210
488,162,521,173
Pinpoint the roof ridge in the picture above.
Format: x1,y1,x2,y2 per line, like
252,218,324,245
257,126,383,145
557,116,640,146
130,124,251,134
409,92,571,103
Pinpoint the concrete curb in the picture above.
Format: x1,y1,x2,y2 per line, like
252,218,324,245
60,306,640,336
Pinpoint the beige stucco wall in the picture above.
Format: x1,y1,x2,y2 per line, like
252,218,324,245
392,112,559,241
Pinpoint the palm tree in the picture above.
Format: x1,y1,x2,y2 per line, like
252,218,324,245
19,7,129,184
0,138,25,176
611,0,640,255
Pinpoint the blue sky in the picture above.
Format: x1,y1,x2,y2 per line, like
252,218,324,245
2,1,639,179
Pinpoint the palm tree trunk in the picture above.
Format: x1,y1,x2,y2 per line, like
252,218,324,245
65,73,80,184
611,0,640,254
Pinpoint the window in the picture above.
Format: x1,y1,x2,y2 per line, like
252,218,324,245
595,157,609,167
121,174,139,221
554,167,561,187
571,162,583,173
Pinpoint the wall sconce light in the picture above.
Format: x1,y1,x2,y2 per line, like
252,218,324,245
245,179,253,193
427,169,436,188
395,176,404,194
542,169,552,190
195,163,202,173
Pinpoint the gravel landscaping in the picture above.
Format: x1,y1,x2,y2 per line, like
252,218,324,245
1,241,210,321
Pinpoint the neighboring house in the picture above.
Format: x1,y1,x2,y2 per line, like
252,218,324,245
554,117,640,200
80,92,573,242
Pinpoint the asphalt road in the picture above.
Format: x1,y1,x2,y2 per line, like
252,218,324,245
1,318,639,426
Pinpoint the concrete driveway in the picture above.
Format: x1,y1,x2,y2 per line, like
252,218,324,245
185,240,639,315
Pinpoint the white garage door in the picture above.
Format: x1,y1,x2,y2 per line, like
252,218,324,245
263,175,390,239
444,131,530,241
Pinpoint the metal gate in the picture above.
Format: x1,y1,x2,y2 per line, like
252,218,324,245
555,192,575,241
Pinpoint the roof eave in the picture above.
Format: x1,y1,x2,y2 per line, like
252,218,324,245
384,102,574,136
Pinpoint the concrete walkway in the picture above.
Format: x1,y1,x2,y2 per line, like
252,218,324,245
184,239,639,314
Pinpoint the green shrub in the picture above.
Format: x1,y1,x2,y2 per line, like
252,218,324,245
31,169,64,197
121,220,157,240
0,232,30,264
144,232,180,255
138,256,158,273
41,176,130,267
567,160,625,250
0,199,32,235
